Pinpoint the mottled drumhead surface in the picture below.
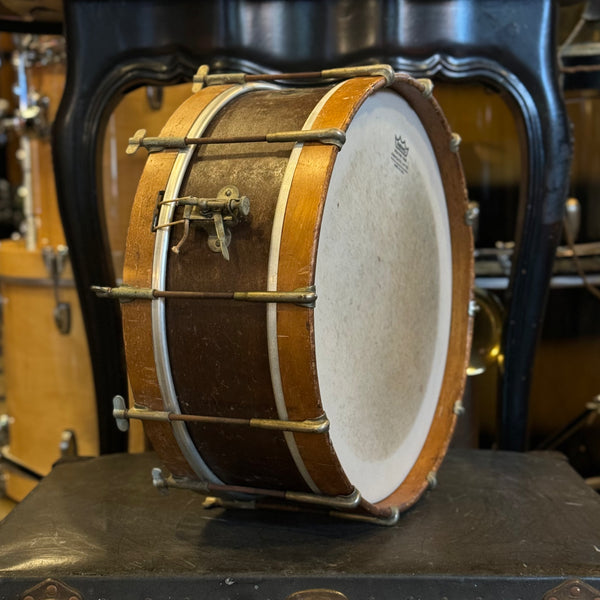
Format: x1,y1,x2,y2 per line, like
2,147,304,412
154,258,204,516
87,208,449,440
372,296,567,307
314,90,452,503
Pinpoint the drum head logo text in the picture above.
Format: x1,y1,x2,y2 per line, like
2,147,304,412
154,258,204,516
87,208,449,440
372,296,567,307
391,135,409,174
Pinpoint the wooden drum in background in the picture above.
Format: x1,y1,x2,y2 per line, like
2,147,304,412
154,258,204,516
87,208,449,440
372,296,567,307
0,243,97,500
102,84,192,279
0,45,99,501
121,68,474,522
0,42,189,501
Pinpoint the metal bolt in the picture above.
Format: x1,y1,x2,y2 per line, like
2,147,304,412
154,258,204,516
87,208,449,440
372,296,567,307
192,64,210,93
239,197,251,217
427,471,437,489
450,132,461,152
151,467,166,488
416,78,434,98
468,299,479,317
46,585,58,596
69,596,79,600
24,596,34,600
570,586,582,597
465,203,479,227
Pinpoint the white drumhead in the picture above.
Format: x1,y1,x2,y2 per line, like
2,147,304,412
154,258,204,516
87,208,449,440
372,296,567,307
314,88,452,504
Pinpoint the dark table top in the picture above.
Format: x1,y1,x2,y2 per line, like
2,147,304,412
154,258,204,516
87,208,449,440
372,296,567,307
0,450,599,600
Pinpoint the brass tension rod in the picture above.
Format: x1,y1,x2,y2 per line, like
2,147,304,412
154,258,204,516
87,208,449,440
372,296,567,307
183,133,295,145
91,285,317,306
192,64,396,90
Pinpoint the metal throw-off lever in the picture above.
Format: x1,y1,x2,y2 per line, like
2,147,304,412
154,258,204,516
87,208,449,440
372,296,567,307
155,185,250,260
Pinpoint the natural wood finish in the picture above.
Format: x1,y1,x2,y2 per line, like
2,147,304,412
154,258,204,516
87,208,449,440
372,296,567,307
277,77,389,497
165,88,327,490
0,239,98,501
122,85,234,478
123,74,473,516
27,63,66,249
278,74,473,512
102,83,192,278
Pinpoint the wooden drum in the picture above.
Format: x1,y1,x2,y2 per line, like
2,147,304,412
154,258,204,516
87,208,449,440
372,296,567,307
121,67,474,523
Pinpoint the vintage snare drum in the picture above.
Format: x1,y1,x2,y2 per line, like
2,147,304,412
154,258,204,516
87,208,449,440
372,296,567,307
118,66,474,523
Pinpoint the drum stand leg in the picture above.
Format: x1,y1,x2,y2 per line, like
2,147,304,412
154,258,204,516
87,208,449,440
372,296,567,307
52,0,570,454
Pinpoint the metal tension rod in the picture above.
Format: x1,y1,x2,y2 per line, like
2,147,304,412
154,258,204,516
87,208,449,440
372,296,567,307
113,396,329,434
126,127,346,154
192,63,396,91
92,285,317,306
152,467,362,510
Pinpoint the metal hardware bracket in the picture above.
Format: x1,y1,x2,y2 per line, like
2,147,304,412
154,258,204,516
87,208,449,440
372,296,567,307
126,127,346,155
112,395,329,434
92,284,317,307
156,185,250,259
152,467,360,509
152,468,399,525
42,245,71,335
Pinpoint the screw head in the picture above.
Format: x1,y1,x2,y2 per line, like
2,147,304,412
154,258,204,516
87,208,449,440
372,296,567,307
570,586,582,597
46,584,58,596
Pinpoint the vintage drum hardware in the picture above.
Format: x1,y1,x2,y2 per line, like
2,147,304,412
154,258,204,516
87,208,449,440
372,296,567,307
112,395,329,434
465,201,480,236
121,69,473,523
192,63,396,91
202,494,400,525
126,127,346,155
152,467,400,525
19,578,82,600
12,36,61,138
564,197,581,242
0,414,10,446
92,284,317,307
42,245,71,334
59,430,78,459
145,85,164,111
154,185,250,258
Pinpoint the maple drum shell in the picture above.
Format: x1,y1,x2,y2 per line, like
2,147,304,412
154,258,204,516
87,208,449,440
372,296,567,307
122,74,473,518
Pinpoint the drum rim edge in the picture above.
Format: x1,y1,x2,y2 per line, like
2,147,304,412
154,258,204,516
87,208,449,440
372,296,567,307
276,74,474,513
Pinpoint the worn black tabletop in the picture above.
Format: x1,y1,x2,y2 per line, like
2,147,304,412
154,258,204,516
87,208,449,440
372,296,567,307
0,450,599,600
